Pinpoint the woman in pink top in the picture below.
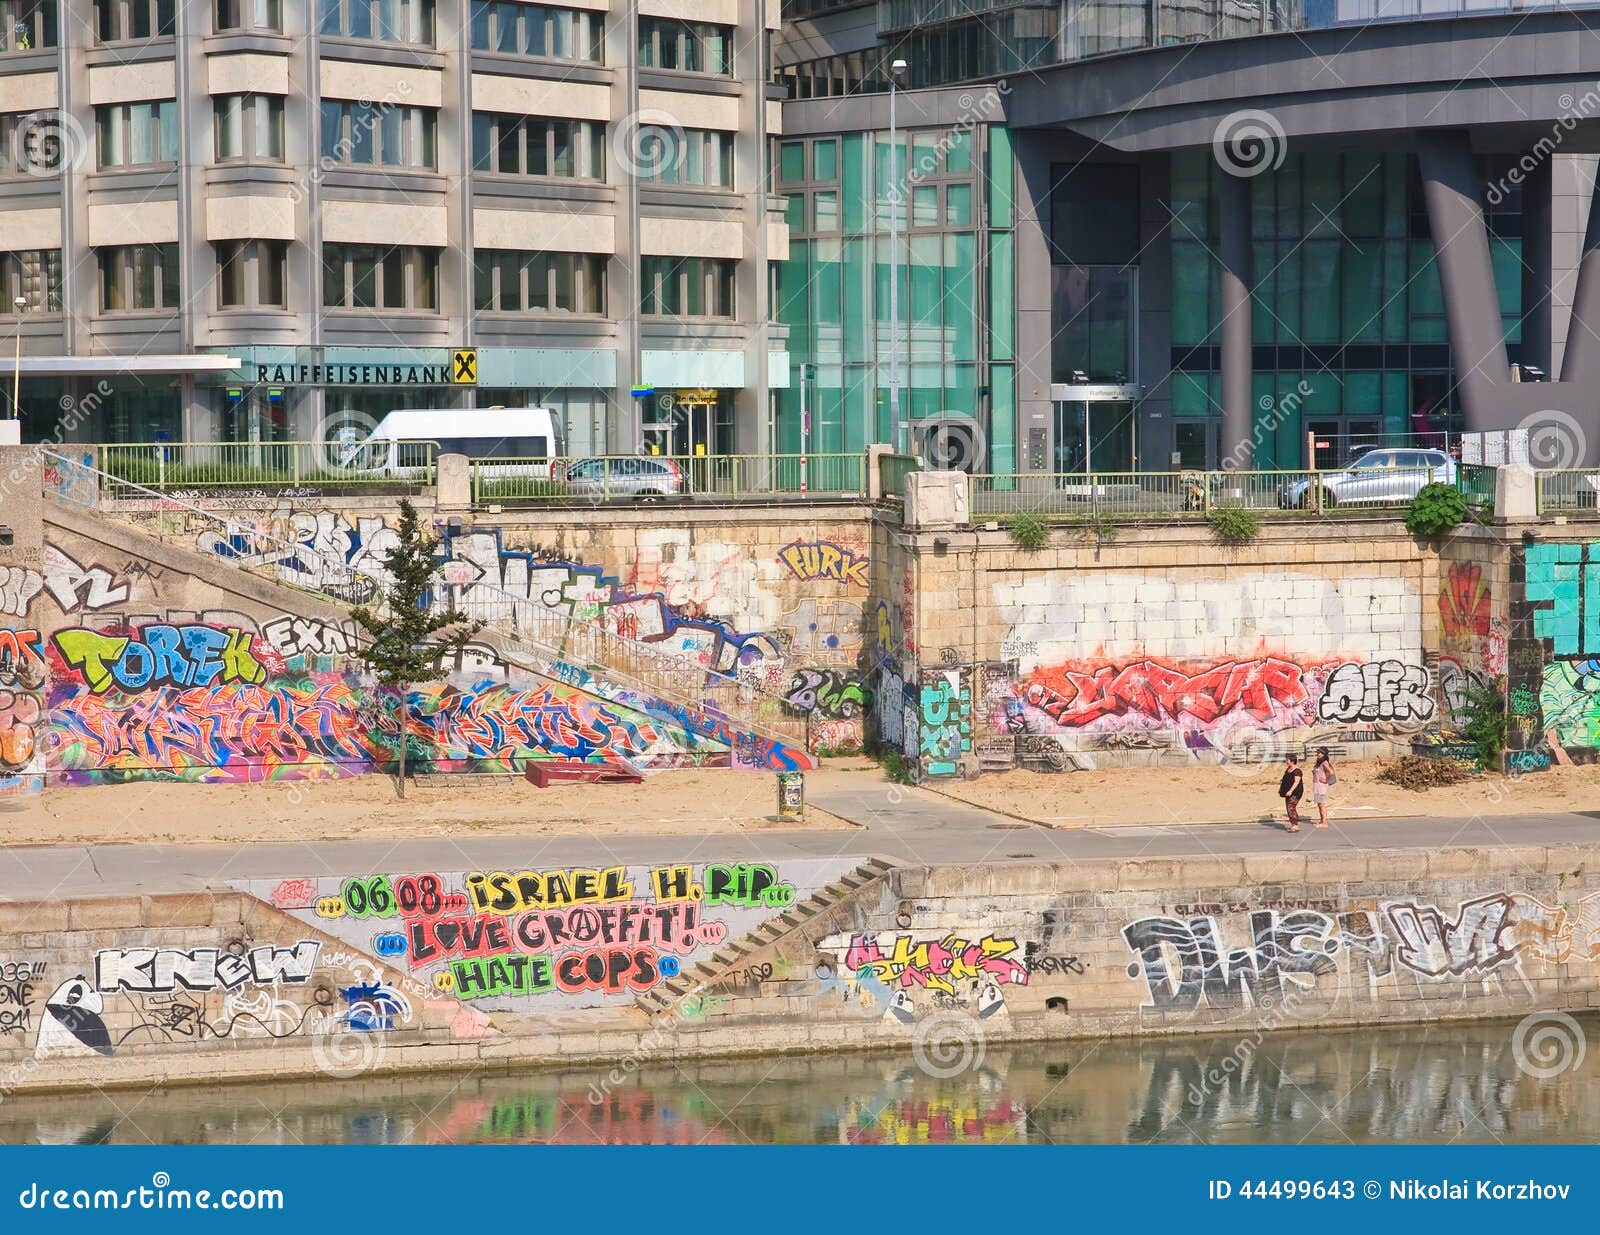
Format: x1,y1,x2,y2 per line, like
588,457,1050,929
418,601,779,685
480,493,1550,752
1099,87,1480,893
1311,747,1334,829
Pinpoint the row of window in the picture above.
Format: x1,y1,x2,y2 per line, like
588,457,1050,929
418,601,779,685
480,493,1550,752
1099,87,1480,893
7,0,733,63
4,244,738,316
3,102,734,185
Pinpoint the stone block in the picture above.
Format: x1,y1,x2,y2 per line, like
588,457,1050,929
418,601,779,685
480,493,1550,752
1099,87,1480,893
67,896,144,931
141,893,215,927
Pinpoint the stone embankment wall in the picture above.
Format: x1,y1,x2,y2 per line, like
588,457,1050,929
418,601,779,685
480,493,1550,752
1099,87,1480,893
3,844,1595,1095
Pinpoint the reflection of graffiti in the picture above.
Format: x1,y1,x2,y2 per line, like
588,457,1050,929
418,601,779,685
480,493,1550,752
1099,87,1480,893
1440,561,1491,640
777,539,869,587
919,667,971,777
52,625,266,694
784,668,868,718
0,566,43,618
1317,661,1434,725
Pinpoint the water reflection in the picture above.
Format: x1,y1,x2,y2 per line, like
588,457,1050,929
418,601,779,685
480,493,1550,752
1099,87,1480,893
1,1018,1586,1145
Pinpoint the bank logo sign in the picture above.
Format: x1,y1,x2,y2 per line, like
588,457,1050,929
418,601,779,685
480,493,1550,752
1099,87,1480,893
451,349,478,385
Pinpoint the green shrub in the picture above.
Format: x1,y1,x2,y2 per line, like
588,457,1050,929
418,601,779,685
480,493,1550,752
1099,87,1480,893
1461,675,1507,771
1405,482,1467,536
876,747,916,785
1209,504,1260,545
1004,511,1049,551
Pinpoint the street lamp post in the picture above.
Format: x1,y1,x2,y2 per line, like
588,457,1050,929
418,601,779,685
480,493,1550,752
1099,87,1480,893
888,57,907,454
10,296,25,422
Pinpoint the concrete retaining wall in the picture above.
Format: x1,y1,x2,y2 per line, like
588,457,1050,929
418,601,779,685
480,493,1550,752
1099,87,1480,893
3,845,1595,1095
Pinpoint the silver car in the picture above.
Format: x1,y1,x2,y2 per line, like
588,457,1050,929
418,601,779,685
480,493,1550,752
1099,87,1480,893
1280,448,1457,509
562,456,686,500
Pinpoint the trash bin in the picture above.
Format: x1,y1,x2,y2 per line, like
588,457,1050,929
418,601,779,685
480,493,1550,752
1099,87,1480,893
776,771,804,820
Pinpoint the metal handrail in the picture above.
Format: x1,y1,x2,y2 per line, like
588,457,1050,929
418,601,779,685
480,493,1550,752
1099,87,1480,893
90,439,443,491
471,452,869,504
40,449,808,755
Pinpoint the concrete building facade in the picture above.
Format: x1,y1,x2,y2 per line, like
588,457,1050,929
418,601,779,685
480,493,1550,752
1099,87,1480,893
0,0,788,454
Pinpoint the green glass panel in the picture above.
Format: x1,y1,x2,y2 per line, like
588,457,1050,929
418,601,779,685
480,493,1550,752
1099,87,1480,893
843,373,869,453
1171,372,1213,416
947,232,976,361
989,229,1015,361
1306,159,1340,236
874,134,908,231
988,363,1014,473
1342,154,1383,236
1383,154,1408,237
946,126,972,173
1171,240,1212,347
912,184,939,227
1382,239,1407,340
1382,370,1407,416
812,138,837,183
1303,371,1340,414
1252,240,1274,345
946,182,972,226
1344,371,1381,416
1275,155,1300,240
843,237,868,363
1300,239,1340,344
784,192,804,231
813,190,838,232
910,233,941,333
779,141,805,185
1409,241,1446,343
985,125,1013,228
1493,236,1522,343
1250,172,1274,240
814,237,842,336
1170,150,1209,240
1274,240,1300,344
841,133,867,234
1342,244,1382,343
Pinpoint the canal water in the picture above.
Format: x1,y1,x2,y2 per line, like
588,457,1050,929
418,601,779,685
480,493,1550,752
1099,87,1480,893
1,1017,1587,1144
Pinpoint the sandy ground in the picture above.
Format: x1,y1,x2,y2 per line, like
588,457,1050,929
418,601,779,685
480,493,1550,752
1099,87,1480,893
930,759,1600,828
0,768,860,847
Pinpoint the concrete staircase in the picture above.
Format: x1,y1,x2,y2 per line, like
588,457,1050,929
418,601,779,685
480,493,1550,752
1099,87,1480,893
634,856,898,1016
40,450,814,770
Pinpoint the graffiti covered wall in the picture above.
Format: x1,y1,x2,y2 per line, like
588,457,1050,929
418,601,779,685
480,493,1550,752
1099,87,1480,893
1508,537,1600,770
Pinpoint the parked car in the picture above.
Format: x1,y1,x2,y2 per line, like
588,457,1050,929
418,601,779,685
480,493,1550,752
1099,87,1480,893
563,456,686,500
1279,448,1457,509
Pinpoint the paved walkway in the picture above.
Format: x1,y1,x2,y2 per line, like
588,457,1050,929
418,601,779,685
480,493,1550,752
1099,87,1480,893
0,781,1596,901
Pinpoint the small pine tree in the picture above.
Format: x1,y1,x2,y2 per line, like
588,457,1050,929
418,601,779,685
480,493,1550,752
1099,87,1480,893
349,500,482,798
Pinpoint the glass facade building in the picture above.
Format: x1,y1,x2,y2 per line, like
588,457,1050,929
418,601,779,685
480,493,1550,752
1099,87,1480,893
774,123,1017,470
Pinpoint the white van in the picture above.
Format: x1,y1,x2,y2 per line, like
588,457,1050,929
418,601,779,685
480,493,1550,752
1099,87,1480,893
344,408,565,478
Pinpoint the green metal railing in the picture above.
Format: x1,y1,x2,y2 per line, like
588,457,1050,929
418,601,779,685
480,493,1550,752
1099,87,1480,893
1459,464,1497,508
970,467,1465,520
1535,468,1600,512
94,440,440,493
472,453,867,504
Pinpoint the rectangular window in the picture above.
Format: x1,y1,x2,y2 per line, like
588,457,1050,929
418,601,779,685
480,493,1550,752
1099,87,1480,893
318,0,434,45
473,249,605,313
468,0,601,61
0,248,62,311
97,244,180,311
93,0,173,42
470,112,603,180
0,0,58,50
638,16,732,75
0,109,69,175
639,256,735,318
96,101,177,169
323,244,441,310
215,239,286,309
636,126,732,188
320,101,438,170
214,94,283,161
215,0,280,29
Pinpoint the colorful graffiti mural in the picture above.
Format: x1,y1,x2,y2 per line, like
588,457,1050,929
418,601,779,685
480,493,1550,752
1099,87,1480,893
1514,540,1600,765
236,859,855,1010
0,616,46,800
819,929,1032,1024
